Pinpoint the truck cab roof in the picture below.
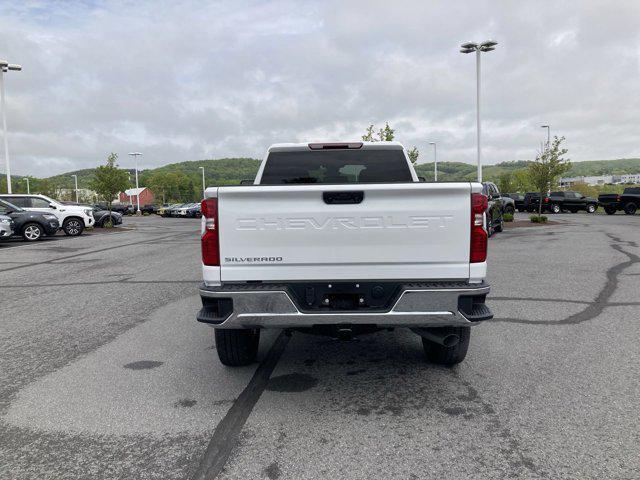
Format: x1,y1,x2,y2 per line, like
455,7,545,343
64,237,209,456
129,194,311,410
267,141,405,153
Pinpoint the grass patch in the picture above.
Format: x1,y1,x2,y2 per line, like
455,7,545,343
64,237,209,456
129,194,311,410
503,213,514,222
529,215,548,223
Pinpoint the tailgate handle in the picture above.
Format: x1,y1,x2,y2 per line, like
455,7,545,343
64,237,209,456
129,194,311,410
323,191,364,205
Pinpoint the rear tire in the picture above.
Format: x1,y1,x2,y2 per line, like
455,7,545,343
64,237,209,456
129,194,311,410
604,206,616,215
494,218,503,233
551,204,561,214
22,223,43,241
62,218,84,236
422,326,471,365
624,202,637,215
215,328,260,366
504,206,515,215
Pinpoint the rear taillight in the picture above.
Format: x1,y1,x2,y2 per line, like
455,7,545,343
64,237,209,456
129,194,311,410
544,197,549,203
470,193,488,263
616,195,621,201
201,198,219,266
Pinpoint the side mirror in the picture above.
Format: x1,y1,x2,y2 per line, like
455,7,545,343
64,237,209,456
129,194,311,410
417,176,426,182
240,179,254,185
49,203,57,209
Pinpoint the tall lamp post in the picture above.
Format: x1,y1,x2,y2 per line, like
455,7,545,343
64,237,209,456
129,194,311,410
0,60,21,194
199,166,205,198
128,152,142,214
429,142,438,182
460,40,497,183
71,174,78,203
541,125,550,150
24,177,30,194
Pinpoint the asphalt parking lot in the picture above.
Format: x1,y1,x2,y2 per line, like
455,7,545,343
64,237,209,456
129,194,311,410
1,213,639,479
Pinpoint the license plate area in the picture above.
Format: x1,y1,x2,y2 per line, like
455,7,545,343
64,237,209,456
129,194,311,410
287,282,402,312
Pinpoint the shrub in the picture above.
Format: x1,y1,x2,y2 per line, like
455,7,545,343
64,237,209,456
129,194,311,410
529,215,548,223
503,213,514,222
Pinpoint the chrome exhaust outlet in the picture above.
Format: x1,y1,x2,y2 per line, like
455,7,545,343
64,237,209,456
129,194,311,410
411,328,459,347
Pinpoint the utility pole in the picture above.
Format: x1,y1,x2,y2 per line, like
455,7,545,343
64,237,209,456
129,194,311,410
0,60,22,193
429,142,438,181
128,152,142,214
460,41,497,183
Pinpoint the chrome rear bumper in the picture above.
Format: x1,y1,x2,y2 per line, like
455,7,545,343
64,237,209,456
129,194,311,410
197,282,491,329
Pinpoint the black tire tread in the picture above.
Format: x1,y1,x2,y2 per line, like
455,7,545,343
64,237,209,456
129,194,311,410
215,329,260,366
62,217,85,236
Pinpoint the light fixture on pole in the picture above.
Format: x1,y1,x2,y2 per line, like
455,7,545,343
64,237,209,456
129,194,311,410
541,125,550,150
71,174,78,203
199,166,205,198
128,152,142,214
428,142,438,182
460,40,497,183
24,177,30,194
0,60,21,194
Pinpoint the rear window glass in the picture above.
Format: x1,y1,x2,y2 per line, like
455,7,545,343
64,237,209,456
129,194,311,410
624,187,640,194
260,149,413,184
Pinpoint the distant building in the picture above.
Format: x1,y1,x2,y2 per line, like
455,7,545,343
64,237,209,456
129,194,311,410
119,187,154,206
57,188,99,203
559,173,640,187
620,173,640,184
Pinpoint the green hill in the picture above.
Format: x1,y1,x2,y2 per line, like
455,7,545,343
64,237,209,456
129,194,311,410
4,154,640,200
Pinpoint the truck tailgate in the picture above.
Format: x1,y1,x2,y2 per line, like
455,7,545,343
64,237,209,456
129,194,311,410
217,183,473,282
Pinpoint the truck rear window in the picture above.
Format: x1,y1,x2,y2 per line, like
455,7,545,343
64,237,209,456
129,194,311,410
260,149,413,184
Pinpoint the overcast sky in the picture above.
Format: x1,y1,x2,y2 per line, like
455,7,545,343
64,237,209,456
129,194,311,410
1,0,639,176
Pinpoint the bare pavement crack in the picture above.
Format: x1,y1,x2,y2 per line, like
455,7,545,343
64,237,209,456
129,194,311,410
493,234,639,326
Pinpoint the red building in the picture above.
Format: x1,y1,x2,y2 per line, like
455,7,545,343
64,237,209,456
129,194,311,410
119,187,154,206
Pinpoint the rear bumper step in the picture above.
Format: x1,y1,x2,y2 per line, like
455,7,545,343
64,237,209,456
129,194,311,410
197,281,492,329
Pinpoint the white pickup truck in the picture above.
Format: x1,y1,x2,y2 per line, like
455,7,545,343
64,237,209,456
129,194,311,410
197,141,492,366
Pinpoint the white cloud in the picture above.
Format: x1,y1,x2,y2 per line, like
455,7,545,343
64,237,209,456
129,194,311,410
0,0,639,176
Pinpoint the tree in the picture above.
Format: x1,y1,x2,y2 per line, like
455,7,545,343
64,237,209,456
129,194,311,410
497,172,516,193
526,136,571,217
406,147,419,164
513,170,534,193
361,122,420,165
362,122,395,142
89,153,130,222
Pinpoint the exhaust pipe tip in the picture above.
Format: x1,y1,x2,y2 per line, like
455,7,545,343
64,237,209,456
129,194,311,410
442,334,459,348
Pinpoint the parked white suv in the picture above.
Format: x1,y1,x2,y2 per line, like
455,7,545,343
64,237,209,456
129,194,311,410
0,194,94,236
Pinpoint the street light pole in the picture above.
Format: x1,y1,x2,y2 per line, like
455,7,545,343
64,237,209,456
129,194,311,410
541,125,550,150
199,166,205,198
128,152,142,214
460,41,497,183
429,142,438,181
71,174,78,202
25,177,30,194
0,61,21,194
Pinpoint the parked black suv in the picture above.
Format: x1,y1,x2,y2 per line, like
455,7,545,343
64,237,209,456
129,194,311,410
0,199,60,241
543,191,598,214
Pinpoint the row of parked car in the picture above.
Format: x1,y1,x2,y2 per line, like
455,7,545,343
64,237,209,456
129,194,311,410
157,202,202,218
503,187,640,215
0,194,123,242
